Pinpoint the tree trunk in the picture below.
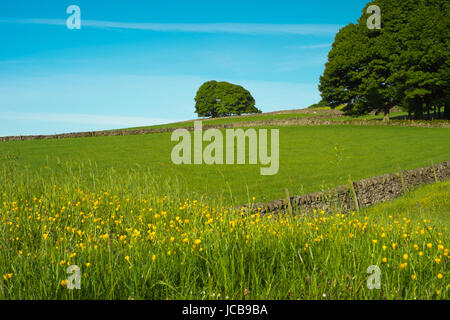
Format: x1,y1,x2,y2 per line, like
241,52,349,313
444,105,450,120
415,110,423,120
383,107,390,122
414,100,424,120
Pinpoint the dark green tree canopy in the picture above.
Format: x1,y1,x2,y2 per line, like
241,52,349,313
319,0,450,120
195,81,261,118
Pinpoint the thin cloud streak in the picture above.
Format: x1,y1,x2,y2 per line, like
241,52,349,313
0,111,177,127
2,18,342,35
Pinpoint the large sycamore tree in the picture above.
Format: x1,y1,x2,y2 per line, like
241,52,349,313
195,81,261,118
319,0,450,120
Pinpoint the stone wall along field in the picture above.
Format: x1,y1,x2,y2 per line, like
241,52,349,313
1,118,449,142
241,160,450,215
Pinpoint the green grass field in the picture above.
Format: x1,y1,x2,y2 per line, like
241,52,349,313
0,161,448,299
127,112,321,130
1,125,448,205
126,111,410,131
0,122,448,300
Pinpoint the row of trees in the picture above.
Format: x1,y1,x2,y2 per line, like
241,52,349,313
319,0,449,120
194,81,261,118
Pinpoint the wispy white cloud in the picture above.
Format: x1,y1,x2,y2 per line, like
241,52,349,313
0,18,341,35
0,111,176,127
0,74,320,136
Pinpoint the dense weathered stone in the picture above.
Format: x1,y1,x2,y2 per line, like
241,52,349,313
240,160,450,215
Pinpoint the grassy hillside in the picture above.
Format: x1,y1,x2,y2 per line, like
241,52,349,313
127,112,321,130
125,110,411,131
0,125,448,205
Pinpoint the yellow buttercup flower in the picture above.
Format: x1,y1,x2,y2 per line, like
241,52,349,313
194,239,202,245
3,273,13,280
100,234,109,241
403,254,408,260
132,230,140,238
437,273,443,279
411,274,416,280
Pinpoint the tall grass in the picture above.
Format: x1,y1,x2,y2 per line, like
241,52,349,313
0,161,448,300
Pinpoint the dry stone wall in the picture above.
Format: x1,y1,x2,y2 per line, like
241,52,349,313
1,118,449,142
240,160,450,215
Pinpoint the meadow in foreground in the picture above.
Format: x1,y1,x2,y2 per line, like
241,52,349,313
0,162,448,299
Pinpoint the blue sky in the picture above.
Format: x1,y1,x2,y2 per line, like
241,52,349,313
0,0,368,136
